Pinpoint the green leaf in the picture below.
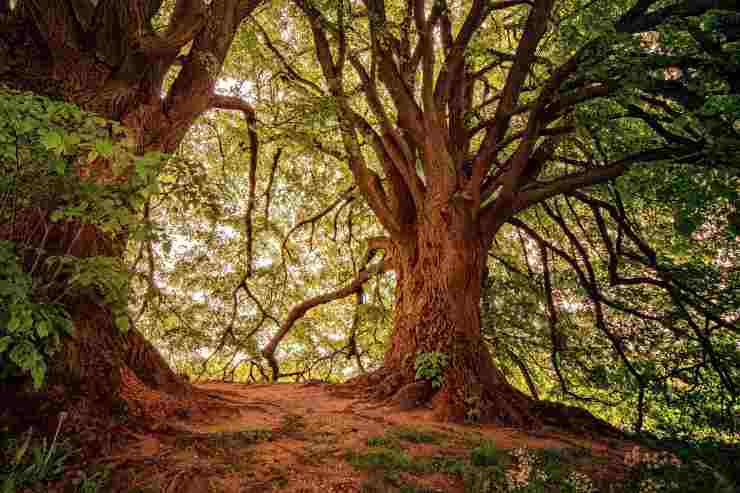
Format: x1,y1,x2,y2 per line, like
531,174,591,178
50,158,66,175
0,336,11,353
244,29,258,51
94,139,114,157
40,130,64,153
115,316,129,332
30,360,46,389
36,319,49,338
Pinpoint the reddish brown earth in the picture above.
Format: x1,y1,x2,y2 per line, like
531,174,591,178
50,377,641,493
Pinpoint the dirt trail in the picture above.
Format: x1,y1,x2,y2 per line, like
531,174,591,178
107,382,635,493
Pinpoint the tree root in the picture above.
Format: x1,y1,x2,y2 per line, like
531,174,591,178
338,366,622,437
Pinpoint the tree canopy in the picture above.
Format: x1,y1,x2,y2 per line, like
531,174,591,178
1,0,739,439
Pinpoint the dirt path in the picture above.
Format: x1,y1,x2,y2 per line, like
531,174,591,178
107,382,635,492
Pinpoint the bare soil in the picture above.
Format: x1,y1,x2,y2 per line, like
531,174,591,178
69,374,642,493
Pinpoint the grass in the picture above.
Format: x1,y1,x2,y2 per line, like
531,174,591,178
470,441,510,467
393,426,446,444
0,416,111,493
173,428,273,450
367,435,401,449
346,437,610,493
347,446,423,473
365,425,448,450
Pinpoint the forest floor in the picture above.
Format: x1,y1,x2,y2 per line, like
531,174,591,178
86,378,642,493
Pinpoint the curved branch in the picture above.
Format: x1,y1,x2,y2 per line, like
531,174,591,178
281,186,356,259
261,260,389,380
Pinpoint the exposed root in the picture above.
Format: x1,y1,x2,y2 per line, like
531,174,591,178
337,366,622,437
535,400,624,438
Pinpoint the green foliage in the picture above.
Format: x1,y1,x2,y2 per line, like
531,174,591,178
414,352,448,389
0,415,111,493
366,426,445,450
0,241,73,388
346,446,421,474
348,441,611,493
0,422,69,492
622,443,738,493
392,427,444,445
471,442,510,468
366,435,400,449
0,86,168,386
69,468,111,493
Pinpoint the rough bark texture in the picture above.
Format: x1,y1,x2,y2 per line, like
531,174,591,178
344,198,619,434
0,209,188,423
0,0,258,412
345,199,539,427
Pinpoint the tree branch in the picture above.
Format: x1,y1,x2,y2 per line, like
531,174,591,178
261,260,388,380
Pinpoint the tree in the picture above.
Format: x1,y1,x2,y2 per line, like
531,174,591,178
0,0,262,404
268,0,740,425
2,0,738,432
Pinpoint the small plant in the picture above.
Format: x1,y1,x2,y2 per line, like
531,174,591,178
562,470,598,493
0,413,69,493
431,455,472,477
393,426,444,444
471,441,509,467
0,241,74,389
72,467,111,493
414,352,448,389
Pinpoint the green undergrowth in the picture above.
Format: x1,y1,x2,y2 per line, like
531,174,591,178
349,427,739,493
0,417,110,493
173,428,273,450
366,426,448,450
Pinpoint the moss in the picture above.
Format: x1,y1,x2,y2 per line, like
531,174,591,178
470,441,510,468
346,447,422,472
392,426,446,444
174,429,273,449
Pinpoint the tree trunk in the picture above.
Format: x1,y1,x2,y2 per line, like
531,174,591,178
0,4,195,416
0,210,188,422
360,199,540,427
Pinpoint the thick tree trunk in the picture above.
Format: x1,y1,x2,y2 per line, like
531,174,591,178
357,200,540,427
0,5,195,414
0,210,187,419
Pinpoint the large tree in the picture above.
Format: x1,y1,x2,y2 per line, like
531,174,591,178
0,0,262,403
2,0,738,431
272,0,740,425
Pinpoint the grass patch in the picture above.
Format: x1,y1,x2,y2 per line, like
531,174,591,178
367,435,401,449
346,447,424,473
174,428,273,450
470,441,510,467
392,426,446,444
1,423,112,493
365,426,447,451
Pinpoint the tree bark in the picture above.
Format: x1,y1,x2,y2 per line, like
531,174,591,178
0,209,188,421
354,198,540,427
0,1,238,411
